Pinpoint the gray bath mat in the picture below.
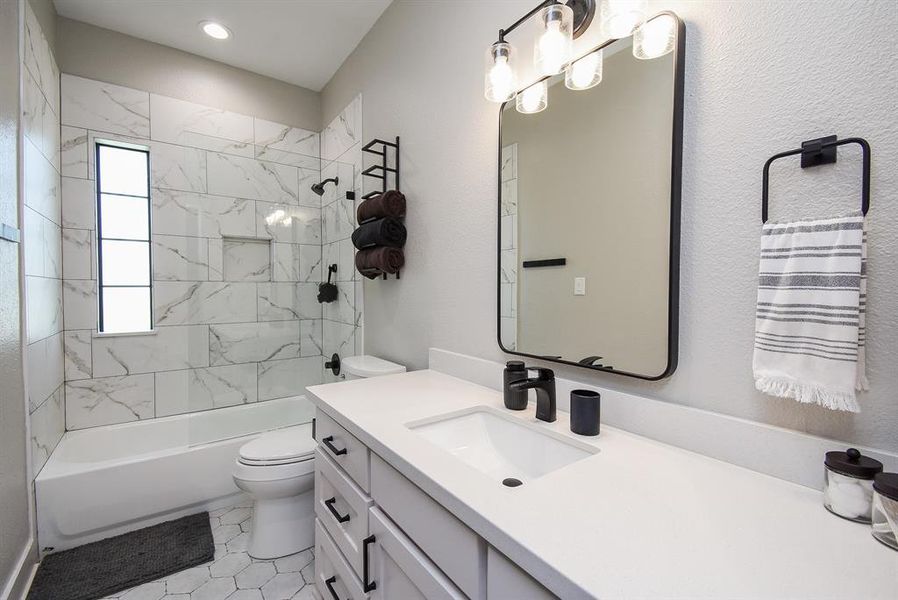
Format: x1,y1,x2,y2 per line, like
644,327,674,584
27,512,214,600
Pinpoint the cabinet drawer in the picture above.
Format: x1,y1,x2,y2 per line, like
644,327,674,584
370,453,486,600
315,519,367,600
368,507,466,600
315,447,374,580
316,410,370,492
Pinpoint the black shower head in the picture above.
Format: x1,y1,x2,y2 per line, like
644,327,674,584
311,177,339,196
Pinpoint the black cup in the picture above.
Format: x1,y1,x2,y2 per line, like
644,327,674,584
570,389,600,436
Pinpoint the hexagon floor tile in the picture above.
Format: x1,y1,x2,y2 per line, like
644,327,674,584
101,503,315,600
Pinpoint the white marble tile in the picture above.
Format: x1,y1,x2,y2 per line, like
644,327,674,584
154,282,257,326
92,325,210,377
296,245,322,283
207,153,297,203
257,357,322,401
26,332,64,412
150,94,253,155
321,95,361,162
254,119,319,159
22,67,46,150
322,197,355,244
295,168,322,208
62,279,97,330
223,239,271,282
322,283,355,325
500,317,517,351
25,276,63,344
43,98,61,172
24,137,60,225
322,239,356,283
152,189,255,239
61,74,150,137
64,330,93,381
254,147,320,171
501,143,517,183
500,282,516,318
23,2,59,110
300,320,323,358
270,243,300,282
66,373,155,430
322,320,356,359
209,321,301,366
209,239,223,281
258,283,320,322
256,202,320,245
500,215,517,251
500,247,518,283
61,176,95,230
62,227,92,280
155,363,258,417
150,141,207,193
85,130,150,181
318,160,353,208
30,385,64,478
501,178,518,217
153,235,210,281
61,126,88,178
24,207,61,279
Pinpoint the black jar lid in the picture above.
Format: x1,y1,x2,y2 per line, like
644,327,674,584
873,473,898,501
824,448,883,479
506,360,526,371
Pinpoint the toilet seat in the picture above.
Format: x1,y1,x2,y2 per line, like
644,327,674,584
238,425,316,467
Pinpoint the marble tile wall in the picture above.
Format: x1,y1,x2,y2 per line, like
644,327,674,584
60,74,329,430
23,2,64,478
500,144,518,351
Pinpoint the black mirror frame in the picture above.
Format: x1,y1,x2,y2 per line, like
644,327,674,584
496,11,685,381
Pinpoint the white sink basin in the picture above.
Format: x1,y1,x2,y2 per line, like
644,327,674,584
407,406,598,483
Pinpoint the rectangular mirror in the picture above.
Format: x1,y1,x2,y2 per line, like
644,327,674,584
497,13,684,380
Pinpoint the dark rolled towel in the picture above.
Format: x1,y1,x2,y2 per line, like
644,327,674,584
358,189,406,224
356,247,404,279
351,217,407,250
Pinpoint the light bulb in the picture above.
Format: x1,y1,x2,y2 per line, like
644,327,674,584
200,21,231,40
599,0,647,38
565,50,603,90
516,81,548,114
485,42,517,102
534,4,573,76
633,14,677,59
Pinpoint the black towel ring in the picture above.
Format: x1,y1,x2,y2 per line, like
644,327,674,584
762,135,871,223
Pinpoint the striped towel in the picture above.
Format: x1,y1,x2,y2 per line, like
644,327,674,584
753,212,868,412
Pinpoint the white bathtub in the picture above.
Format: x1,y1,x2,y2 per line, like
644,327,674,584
35,396,314,553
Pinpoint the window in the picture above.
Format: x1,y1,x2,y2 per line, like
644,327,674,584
95,142,153,333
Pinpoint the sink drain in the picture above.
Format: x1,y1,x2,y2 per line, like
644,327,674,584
502,477,523,488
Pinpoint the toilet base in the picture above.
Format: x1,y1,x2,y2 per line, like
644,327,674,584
248,489,314,559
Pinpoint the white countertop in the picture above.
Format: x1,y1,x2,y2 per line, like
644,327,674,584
307,370,897,599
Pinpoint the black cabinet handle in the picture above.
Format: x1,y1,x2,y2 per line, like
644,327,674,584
324,497,350,523
322,435,347,456
363,534,377,592
324,575,346,600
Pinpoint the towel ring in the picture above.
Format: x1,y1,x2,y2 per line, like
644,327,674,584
762,136,871,223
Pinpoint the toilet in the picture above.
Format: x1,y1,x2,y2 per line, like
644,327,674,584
232,423,316,559
232,356,404,559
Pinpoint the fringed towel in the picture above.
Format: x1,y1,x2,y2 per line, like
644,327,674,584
753,212,868,412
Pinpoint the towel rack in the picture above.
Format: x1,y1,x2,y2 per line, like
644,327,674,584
762,135,871,223
361,137,400,200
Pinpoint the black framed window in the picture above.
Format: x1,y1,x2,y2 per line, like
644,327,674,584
95,142,153,333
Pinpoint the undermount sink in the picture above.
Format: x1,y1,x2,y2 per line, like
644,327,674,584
407,406,598,483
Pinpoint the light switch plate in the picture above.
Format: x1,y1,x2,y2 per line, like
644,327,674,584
574,277,586,296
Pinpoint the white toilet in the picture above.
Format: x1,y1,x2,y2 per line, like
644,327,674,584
341,355,406,379
232,423,316,559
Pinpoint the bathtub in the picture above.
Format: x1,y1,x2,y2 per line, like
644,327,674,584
35,396,314,553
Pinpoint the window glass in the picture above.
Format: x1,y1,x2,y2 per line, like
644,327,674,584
99,194,149,240
100,240,150,286
101,288,152,334
98,145,149,197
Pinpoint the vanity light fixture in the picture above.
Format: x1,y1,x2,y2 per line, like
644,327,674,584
484,41,517,102
516,80,548,114
633,13,677,59
200,21,231,40
598,0,647,38
534,3,574,76
565,49,603,90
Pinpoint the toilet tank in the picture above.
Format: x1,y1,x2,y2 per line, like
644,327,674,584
342,355,406,380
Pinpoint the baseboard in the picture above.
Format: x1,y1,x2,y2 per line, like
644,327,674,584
1,537,37,600
428,348,898,490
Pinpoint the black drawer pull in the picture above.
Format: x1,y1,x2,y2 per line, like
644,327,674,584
324,575,347,600
322,435,347,456
363,534,377,592
324,497,350,523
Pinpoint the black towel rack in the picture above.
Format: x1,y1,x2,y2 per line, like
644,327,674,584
762,135,871,223
361,137,400,200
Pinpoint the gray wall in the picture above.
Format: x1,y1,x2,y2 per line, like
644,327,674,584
321,0,898,452
56,17,321,131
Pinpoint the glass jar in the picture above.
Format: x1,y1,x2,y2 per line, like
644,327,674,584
823,448,883,523
871,473,898,551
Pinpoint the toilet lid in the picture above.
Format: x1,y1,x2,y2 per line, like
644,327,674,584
342,355,406,378
238,425,316,466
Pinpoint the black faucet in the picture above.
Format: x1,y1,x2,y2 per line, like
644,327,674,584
506,367,556,423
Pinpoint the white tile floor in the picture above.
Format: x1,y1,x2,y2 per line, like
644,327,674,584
102,501,316,600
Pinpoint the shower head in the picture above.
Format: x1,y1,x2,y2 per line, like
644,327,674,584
311,177,339,196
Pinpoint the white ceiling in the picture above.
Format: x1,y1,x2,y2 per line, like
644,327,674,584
53,0,393,91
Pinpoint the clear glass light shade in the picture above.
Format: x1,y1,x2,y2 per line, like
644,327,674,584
484,42,517,102
599,0,647,38
516,80,548,114
565,50,603,90
633,14,677,59
534,3,573,76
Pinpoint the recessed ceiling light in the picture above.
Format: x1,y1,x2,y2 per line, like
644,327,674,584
200,21,231,40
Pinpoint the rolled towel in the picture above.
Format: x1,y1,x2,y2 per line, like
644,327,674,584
358,189,406,223
351,217,407,250
356,247,404,279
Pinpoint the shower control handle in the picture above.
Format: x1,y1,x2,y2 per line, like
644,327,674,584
322,435,347,456
324,497,350,523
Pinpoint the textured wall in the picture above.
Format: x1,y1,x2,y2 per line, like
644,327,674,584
322,0,898,451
